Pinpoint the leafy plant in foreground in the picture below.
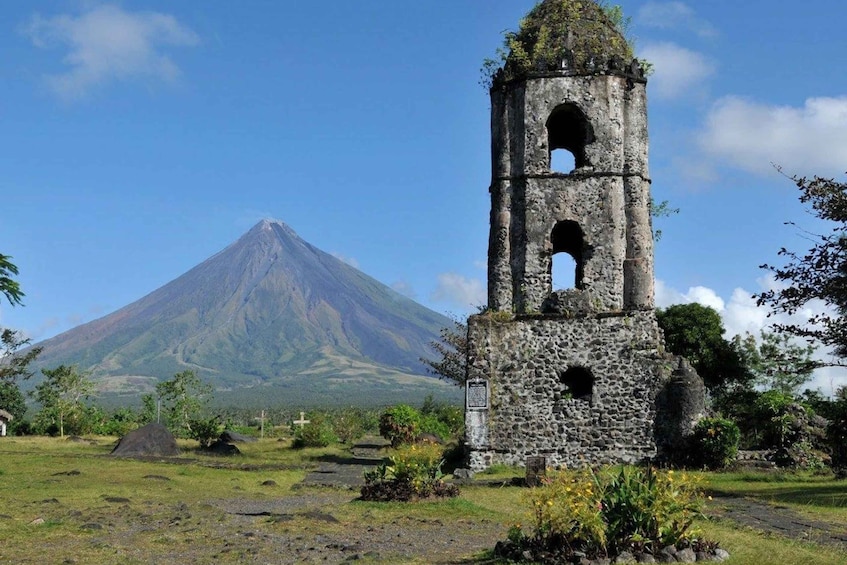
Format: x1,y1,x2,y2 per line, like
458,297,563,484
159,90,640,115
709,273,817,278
361,441,458,502
501,466,710,561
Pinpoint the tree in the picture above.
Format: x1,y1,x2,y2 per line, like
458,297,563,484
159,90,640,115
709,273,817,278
0,381,27,433
0,254,41,387
155,370,212,437
650,197,680,242
731,331,817,395
0,328,43,384
33,365,95,438
756,171,847,362
0,254,24,307
657,303,752,394
421,317,468,386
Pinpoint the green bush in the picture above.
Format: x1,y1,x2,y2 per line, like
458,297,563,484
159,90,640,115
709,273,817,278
361,441,459,501
379,404,421,447
94,407,140,437
419,414,451,441
189,416,223,448
331,407,372,444
691,417,740,470
292,413,338,448
828,387,847,468
501,466,708,561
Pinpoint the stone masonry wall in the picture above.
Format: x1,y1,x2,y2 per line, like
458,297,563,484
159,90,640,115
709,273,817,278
487,73,652,314
465,310,671,471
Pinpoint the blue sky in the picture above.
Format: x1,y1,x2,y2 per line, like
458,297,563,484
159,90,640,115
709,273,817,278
2,1,846,391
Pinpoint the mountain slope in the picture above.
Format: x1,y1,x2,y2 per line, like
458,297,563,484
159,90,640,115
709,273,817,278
32,220,454,399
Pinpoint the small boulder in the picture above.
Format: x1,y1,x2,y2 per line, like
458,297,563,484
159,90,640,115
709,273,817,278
220,430,257,443
111,423,179,458
205,440,240,456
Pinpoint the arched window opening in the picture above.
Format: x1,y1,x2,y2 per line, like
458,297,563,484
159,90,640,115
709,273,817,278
550,148,576,174
550,220,585,290
547,103,594,172
560,367,594,401
552,252,577,290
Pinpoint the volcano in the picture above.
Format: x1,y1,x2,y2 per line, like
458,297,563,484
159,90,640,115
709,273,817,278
31,220,457,405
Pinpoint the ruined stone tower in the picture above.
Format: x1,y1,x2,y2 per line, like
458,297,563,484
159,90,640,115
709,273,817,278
465,0,692,470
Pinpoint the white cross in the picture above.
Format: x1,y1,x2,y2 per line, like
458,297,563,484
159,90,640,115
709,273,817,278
293,411,310,428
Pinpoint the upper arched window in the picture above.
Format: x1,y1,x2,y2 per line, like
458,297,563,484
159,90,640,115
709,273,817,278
546,103,594,172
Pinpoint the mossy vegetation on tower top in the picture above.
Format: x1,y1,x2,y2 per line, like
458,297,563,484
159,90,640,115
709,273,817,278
482,0,644,89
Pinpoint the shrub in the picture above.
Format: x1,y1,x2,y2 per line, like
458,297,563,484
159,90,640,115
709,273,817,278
749,391,829,469
95,407,140,437
361,441,459,501
292,414,338,449
331,407,372,444
828,387,847,468
498,466,709,561
379,404,421,447
189,416,223,448
690,417,740,470
419,414,451,441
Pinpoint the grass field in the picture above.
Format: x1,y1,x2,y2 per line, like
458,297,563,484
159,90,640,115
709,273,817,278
1,436,846,564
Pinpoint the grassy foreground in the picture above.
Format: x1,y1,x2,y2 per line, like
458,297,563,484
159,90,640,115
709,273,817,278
0,436,845,564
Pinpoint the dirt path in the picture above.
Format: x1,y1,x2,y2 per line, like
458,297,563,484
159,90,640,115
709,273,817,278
705,492,847,548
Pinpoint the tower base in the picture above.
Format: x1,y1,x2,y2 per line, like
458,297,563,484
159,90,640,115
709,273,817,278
465,310,679,471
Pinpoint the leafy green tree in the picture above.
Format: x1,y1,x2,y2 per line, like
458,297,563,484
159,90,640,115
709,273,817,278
139,393,158,424
155,370,212,437
756,170,847,361
732,331,816,394
0,256,42,404
0,328,43,384
0,381,27,433
188,416,223,448
0,254,24,307
33,365,95,438
657,303,752,394
826,386,847,467
421,316,468,386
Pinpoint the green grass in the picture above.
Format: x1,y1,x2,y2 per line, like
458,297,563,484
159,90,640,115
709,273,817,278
703,469,847,528
1,438,846,564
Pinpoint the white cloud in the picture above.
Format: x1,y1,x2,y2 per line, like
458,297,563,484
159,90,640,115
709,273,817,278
391,280,417,300
637,2,717,38
655,280,723,310
330,252,359,269
657,276,847,394
700,96,847,177
430,273,485,311
639,42,715,100
24,5,199,100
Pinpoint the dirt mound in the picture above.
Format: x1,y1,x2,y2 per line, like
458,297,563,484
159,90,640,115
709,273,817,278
111,423,179,457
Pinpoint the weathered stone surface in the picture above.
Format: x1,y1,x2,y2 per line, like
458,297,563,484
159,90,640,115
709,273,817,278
713,549,730,562
613,551,636,564
487,73,652,314
466,3,705,472
675,548,696,563
654,357,706,463
466,312,672,469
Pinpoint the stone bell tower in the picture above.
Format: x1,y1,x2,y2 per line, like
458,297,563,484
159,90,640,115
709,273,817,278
465,0,693,470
